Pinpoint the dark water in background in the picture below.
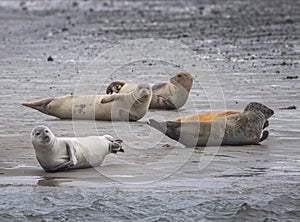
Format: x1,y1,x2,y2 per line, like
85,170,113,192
0,0,300,221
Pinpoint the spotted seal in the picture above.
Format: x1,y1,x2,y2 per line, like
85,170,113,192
148,102,274,146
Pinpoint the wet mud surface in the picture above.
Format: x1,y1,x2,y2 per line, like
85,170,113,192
0,0,300,221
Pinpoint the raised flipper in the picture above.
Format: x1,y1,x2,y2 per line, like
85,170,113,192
106,80,127,94
109,139,124,153
100,94,119,104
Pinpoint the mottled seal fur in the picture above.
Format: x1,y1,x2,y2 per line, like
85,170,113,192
22,83,152,121
31,126,124,172
106,72,193,110
148,102,274,147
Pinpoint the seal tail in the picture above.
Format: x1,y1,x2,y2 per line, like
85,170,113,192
22,98,53,113
148,119,181,141
147,119,168,134
109,139,124,153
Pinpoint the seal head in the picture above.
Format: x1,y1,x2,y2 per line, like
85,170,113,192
134,83,152,101
244,102,274,119
170,72,193,92
31,126,54,146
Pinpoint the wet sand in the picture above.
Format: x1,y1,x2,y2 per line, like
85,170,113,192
0,0,300,221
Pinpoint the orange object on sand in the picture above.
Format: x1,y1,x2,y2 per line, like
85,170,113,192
173,110,241,122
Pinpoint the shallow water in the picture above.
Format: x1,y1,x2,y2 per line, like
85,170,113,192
0,0,300,221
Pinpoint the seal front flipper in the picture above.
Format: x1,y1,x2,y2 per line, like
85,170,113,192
236,115,249,127
156,95,176,110
106,80,127,94
66,140,78,166
45,160,74,172
263,120,269,129
22,98,54,114
100,94,119,104
152,82,168,91
259,130,269,143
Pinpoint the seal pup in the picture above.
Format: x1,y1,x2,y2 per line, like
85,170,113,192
31,126,124,172
106,72,193,110
22,83,152,121
148,102,274,147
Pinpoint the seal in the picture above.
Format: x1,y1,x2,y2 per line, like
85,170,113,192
22,83,152,121
31,125,124,172
148,102,274,146
106,71,193,110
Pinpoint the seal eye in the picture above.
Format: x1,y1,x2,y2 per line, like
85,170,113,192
45,130,49,133
36,132,40,136
177,74,182,78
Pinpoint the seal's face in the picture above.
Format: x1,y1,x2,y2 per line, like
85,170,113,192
136,83,152,98
170,72,193,91
31,126,53,145
244,102,274,119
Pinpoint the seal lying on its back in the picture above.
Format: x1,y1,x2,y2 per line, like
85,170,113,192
106,72,193,110
31,126,124,172
22,83,152,121
148,102,274,147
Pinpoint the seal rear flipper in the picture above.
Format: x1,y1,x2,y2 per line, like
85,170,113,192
263,120,269,129
109,140,124,153
152,82,168,91
106,80,127,94
148,119,180,141
22,98,54,114
148,119,168,134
